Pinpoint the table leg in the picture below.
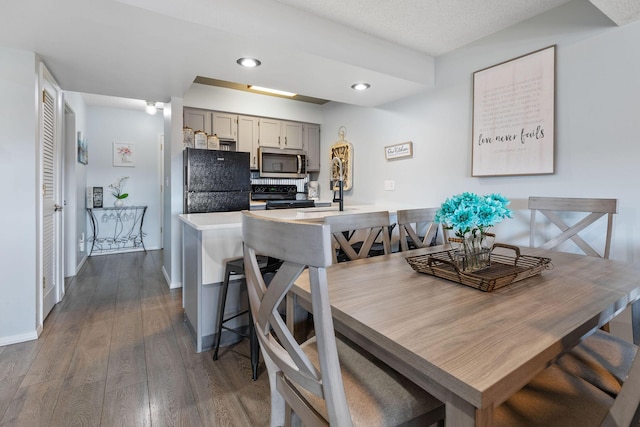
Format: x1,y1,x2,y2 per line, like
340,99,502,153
444,392,492,427
286,293,310,343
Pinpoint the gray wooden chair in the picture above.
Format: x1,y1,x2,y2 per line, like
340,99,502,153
529,196,639,400
397,207,448,251
494,339,640,426
324,211,392,263
242,211,444,426
529,196,617,258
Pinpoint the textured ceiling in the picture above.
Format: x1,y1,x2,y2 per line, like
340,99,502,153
0,0,635,109
273,0,572,56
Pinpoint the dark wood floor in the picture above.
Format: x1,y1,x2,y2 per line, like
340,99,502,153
0,250,271,426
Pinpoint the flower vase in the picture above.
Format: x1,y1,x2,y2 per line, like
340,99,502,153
450,232,492,272
114,199,125,208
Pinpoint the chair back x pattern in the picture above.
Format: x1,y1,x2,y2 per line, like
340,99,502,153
397,207,447,251
529,197,617,258
324,211,391,263
242,212,353,426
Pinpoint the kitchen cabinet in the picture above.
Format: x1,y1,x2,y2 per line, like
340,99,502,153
258,119,303,150
185,107,318,165
212,112,237,140
184,108,237,140
184,108,212,134
281,120,303,149
303,123,320,171
237,115,260,169
258,118,281,148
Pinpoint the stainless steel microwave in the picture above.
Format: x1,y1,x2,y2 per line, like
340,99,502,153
258,147,307,178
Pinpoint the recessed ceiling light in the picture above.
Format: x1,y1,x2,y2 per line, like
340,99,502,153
351,82,371,91
237,57,262,68
248,85,297,97
145,101,157,115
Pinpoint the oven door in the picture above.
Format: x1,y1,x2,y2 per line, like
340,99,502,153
259,147,307,178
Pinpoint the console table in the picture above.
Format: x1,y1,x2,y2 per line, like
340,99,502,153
86,206,147,255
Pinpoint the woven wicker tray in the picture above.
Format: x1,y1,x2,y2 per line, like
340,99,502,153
405,243,552,292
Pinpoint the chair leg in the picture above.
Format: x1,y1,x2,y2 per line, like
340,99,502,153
212,265,233,360
249,310,260,381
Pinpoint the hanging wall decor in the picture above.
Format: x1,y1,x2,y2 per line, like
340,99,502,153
77,131,88,165
330,126,353,191
113,142,135,167
472,45,555,177
385,141,413,160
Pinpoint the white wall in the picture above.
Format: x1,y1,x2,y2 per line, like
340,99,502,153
318,1,640,339
86,106,164,251
163,98,185,289
0,48,38,345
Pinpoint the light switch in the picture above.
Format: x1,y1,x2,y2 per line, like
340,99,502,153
384,180,395,191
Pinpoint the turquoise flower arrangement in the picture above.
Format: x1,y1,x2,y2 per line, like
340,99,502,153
435,192,512,238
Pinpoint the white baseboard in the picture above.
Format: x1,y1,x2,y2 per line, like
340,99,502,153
162,265,182,289
76,254,88,274
0,330,39,346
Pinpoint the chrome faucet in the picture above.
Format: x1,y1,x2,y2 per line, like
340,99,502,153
331,157,344,211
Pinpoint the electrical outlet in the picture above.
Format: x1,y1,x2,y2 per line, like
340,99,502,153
384,180,395,191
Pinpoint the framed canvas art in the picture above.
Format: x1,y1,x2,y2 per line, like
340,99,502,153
113,142,135,167
471,46,555,177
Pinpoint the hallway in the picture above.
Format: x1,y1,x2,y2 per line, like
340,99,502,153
0,251,270,426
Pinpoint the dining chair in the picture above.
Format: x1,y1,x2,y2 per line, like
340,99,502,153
528,196,638,399
324,211,392,263
494,338,640,426
241,211,445,427
528,196,617,258
397,207,448,251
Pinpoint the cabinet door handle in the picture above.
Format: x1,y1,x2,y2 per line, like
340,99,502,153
284,136,287,145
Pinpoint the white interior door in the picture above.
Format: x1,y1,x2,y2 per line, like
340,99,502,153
40,66,62,321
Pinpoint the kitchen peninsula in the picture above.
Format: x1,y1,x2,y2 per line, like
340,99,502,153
179,204,400,352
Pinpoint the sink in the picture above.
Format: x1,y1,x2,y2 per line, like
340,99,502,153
297,206,356,213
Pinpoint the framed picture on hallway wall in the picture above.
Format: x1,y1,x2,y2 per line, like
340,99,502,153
77,131,88,165
472,45,556,177
113,142,135,167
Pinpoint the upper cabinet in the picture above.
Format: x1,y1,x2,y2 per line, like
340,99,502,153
258,118,281,148
212,112,237,140
185,107,319,171
237,115,260,169
258,119,303,150
280,121,303,150
184,108,212,134
184,109,238,140
303,123,320,172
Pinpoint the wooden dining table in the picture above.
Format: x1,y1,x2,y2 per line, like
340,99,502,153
287,244,640,426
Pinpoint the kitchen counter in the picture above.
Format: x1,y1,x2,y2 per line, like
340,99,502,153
179,202,407,352
179,202,396,230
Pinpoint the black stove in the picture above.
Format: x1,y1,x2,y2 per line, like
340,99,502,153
251,184,315,209
251,184,298,201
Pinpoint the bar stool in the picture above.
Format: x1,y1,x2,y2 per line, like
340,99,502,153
212,254,281,380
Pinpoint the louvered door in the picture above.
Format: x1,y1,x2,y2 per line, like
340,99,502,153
41,72,60,320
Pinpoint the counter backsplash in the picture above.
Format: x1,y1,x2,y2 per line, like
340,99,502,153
250,173,309,194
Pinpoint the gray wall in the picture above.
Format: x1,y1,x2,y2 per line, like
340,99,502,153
319,0,639,263
0,48,38,344
86,106,164,252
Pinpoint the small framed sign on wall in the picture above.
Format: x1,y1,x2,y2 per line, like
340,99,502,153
471,45,555,177
385,142,413,160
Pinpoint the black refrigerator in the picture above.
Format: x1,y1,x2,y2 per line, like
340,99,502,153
184,148,251,213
